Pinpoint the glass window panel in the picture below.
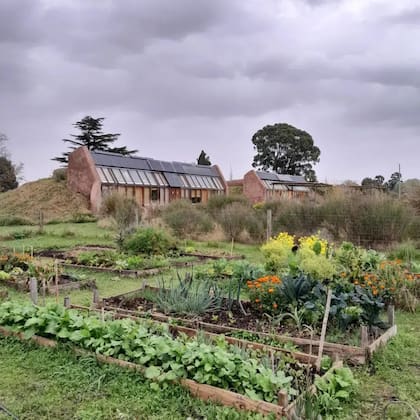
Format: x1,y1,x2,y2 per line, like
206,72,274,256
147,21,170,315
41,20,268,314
102,167,116,183
155,172,167,186
213,178,223,190
137,171,150,185
207,177,217,189
145,171,158,186
112,168,126,184
196,176,206,188
203,176,213,189
120,168,134,184
191,175,201,188
97,167,108,183
185,175,195,188
180,175,189,188
129,169,142,185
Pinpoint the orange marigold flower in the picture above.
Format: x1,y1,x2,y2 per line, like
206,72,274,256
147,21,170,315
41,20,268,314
273,303,278,309
255,298,260,303
268,288,274,293
354,280,359,285
372,290,378,295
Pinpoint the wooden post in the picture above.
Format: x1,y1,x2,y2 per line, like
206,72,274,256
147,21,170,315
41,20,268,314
64,296,70,308
41,278,46,306
387,305,395,326
278,390,288,408
54,260,59,303
266,209,272,241
30,246,34,258
29,278,38,305
92,288,99,306
39,210,44,232
230,238,234,257
361,326,369,349
316,287,332,371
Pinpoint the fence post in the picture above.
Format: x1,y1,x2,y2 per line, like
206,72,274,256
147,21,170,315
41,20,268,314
92,288,99,306
29,278,38,305
266,209,272,241
387,305,395,326
64,296,70,308
361,326,369,349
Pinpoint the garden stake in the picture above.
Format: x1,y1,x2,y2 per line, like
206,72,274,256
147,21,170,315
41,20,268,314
29,278,38,305
316,287,332,371
64,296,70,308
55,259,59,303
361,326,369,349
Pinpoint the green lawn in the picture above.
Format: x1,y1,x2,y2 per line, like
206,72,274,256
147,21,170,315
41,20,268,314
0,337,267,420
347,311,420,419
0,222,114,252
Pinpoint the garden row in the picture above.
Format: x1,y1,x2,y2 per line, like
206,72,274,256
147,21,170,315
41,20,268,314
0,301,357,418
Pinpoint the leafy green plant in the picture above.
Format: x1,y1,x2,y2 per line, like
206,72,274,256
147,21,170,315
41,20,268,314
314,366,357,418
124,227,177,256
0,301,296,404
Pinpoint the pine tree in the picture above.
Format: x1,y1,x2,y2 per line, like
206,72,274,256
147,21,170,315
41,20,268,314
53,116,137,163
197,150,211,165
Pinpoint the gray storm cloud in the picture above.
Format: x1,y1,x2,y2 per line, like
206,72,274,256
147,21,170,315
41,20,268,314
1,0,419,184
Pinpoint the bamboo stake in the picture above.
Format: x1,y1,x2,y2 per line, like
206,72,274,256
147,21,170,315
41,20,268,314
316,287,332,371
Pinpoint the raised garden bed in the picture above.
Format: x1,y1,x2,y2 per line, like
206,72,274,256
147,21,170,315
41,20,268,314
0,274,96,294
0,306,344,419
101,286,397,364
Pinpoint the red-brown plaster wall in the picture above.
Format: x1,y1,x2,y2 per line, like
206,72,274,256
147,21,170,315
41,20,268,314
67,147,102,212
243,170,266,204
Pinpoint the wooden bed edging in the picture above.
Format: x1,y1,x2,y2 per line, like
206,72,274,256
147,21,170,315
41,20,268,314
70,304,317,365
367,324,397,355
180,252,245,261
100,303,367,361
61,263,167,277
0,278,94,294
0,326,286,418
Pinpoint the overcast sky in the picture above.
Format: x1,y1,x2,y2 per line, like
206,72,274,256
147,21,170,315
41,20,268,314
1,0,419,185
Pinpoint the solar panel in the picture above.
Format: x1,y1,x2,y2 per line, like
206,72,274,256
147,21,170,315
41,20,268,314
164,172,183,188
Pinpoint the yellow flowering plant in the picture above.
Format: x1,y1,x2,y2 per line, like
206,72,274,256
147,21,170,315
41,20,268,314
261,232,295,273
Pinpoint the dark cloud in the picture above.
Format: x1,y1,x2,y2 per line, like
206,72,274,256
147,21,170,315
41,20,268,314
1,0,419,184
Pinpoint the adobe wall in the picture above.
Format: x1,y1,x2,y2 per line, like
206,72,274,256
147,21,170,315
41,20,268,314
243,170,266,204
67,147,102,212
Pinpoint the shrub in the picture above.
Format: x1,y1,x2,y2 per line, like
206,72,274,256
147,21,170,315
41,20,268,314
0,216,33,226
69,213,97,223
101,193,139,248
261,232,295,273
206,195,249,218
216,202,257,241
266,198,323,237
123,227,177,255
162,200,213,238
52,168,67,182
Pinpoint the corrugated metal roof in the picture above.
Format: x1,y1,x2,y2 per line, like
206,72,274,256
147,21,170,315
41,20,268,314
91,150,219,177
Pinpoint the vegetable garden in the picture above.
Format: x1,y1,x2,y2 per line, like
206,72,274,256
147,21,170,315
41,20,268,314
0,225,419,418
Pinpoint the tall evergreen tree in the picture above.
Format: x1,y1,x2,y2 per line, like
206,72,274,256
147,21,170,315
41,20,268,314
53,116,138,163
197,150,211,165
251,123,320,180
